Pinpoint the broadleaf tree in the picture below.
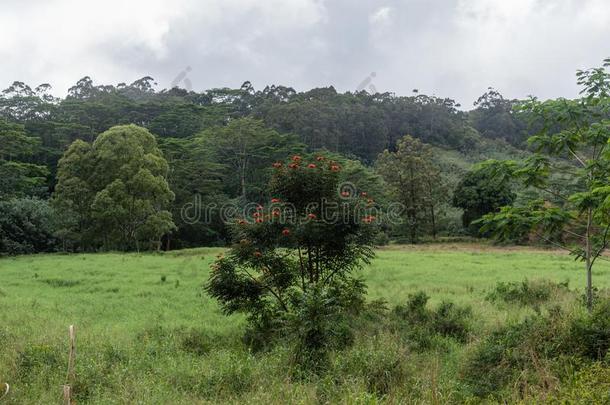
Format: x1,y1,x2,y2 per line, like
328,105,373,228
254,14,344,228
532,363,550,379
377,135,446,243
478,58,610,310
53,124,176,251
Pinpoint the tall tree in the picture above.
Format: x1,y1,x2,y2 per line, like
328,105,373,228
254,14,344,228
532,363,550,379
158,137,226,247
53,125,175,251
0,119,48,199
203,118,303,200
377,135,445,243
469,88,528,146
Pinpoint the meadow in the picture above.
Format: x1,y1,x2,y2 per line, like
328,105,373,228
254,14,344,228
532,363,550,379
0,244,608,404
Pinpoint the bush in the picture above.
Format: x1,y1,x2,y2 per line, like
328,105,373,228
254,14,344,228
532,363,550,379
461,298,610,399
566,299,610,360
289,286,358,375
486,279,569,309
329,335,411,399
392,291,472,349
373,231,390,246
432,301,472,342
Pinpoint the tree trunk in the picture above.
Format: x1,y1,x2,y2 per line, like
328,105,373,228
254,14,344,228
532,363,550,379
585,208,593,311
240,163,247,198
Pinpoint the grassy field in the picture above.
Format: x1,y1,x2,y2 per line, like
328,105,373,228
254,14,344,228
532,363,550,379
0,244,608,403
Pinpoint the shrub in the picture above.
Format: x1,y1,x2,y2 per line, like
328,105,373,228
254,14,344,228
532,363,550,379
486,279,569,308
330,335,411,399
461,298,610,399
373,231,390,246
565,299,610,360
432,301,472,342
289,286,356,375
392,291,472,349
460,321,532,398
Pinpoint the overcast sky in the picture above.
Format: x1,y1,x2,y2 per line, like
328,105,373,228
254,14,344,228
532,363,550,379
1,0,609,107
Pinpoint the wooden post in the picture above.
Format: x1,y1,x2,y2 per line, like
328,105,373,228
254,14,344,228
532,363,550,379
63,324,76,405
68,325,76,382
62,385,71,405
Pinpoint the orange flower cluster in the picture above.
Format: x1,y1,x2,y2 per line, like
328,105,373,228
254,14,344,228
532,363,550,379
362,215,376,223
271,156,341,173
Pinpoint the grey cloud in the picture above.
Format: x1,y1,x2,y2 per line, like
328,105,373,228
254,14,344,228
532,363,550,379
0,0,608,106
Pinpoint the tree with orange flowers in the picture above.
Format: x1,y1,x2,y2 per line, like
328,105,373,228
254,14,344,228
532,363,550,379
205,154,378,369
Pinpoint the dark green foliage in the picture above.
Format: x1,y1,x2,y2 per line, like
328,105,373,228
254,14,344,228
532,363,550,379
453,160,516,233
202,117,304,199
289,287,350,374
0,197,58,255
392,291,472,349
0,119,49,200
0,73,538,248
469,88,529,146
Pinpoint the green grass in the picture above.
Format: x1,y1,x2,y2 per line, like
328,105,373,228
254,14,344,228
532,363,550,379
0,245,608,403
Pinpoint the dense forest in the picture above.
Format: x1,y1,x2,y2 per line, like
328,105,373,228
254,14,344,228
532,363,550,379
0,72,564,254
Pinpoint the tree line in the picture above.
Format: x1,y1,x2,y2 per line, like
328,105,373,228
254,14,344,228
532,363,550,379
0,70,569,254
